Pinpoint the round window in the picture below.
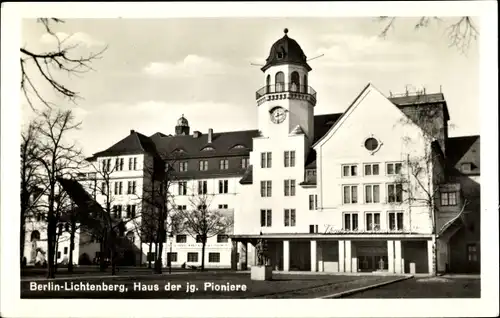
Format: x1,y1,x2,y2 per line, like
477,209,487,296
364,137,379,151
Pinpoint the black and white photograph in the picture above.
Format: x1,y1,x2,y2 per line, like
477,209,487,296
1,2,498,318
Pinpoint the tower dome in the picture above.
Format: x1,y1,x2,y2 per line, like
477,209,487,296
175,114,190,135
261,28,312,72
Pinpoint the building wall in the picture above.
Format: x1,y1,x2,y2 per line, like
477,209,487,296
315,86,433,234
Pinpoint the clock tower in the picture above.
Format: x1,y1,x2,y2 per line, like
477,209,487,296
255,28,316,146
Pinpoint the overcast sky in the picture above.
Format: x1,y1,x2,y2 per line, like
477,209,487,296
21,17,480,157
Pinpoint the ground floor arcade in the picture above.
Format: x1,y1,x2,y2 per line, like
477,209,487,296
232,235,434,274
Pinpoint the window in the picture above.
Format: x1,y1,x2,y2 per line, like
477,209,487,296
467,244,478,262
178,181,187,195
342,165,358,177
309,194,318,210
343,185,358,204
260,209,272,227
198,180,207,195
176,235,187,243
115,158,124,171
261,152,272,168
177,205,187,211
209,252,220,263
219,159,229,170
101,182,107,195
284,151,296,167
275,72,285,92
388,184,403,203
388,212,404,231
197,204,207,211
113,205,122,218
284,179,296,196
102,159,111,172
241,157,250,169
260,180,272,197
127,181,136,194
196,235,204,243
364,163,380,176
219,180,229,194
461,163,472,172
168,252,178,263
386,162,402,175
343,213,359,231
364,138,379,151
217,235,229,243
365,185,380,203
218,204,228,209
309,225,319,233
128,157,138,170
441,192,458,206
179,161,188,172
366,212,381,231
187,253,198,262
199,160,208,171
64,247,68,255
57,251,61,259
284,209,296,227
126,205,136,218
114,181,123,195
202,146,214,151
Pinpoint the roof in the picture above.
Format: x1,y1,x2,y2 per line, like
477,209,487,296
239,165,253,184
390,93,450,121
150,129,260,160
93,130,158,157
261,29,311,72
446,135,480,175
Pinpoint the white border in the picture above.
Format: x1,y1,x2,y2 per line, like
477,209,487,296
1,2,498,318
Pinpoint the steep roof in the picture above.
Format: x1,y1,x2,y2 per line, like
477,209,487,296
390,93,450,121
93,130,158,157
446,135,480,175
261,29,311,72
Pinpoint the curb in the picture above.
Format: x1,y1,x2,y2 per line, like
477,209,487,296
21,271,225,282
318,275,414,299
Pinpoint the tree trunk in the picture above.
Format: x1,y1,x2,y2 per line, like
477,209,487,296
46,220,55,278
201,239,206,272
139,237,143,267
111,245,116,276
68,221,75,273
54,236,59,274
148,243,152,268
99,238,106,272
155,240,163,274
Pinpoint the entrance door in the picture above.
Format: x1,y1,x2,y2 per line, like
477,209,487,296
466,243,480,273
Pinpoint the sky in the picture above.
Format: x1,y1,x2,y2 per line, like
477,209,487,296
20,17,480,157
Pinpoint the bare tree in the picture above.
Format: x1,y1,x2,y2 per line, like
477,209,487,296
178,190,234,271
20,18,107,110
20,121,44,263
393,105,471,275
34,109,82,278
85,158,144,275
377,16,479,54
138,155,180,274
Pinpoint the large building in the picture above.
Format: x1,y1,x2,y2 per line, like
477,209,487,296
23,29,480,274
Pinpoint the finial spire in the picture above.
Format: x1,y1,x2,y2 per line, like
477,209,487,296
284,28,289,35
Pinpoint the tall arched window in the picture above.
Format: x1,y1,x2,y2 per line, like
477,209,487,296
291,71,300,92
31,230,40,241
275,72,285,92
303,74,308,93
266,75,271,93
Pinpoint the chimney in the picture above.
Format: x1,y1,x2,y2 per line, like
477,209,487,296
193,131,201,138
130,129,135,135
208,128,213,143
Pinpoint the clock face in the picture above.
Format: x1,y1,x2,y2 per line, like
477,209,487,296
270,107,286,124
